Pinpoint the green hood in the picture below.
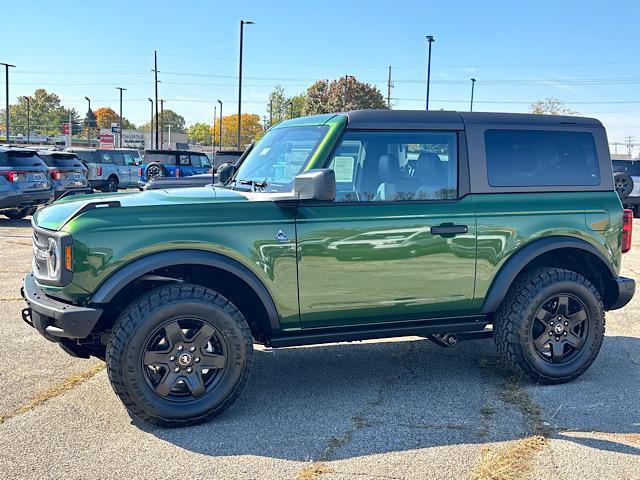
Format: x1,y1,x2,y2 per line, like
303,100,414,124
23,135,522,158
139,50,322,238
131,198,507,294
34,187,249,231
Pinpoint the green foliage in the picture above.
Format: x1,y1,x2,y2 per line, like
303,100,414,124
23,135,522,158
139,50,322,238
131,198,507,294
2,89,80,136
530,98,578,115
305,77,388,115
140,109,186,134
187,122,213,145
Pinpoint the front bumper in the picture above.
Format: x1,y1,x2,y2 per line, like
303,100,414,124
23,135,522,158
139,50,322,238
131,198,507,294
21,273,102,340
609,276,636,310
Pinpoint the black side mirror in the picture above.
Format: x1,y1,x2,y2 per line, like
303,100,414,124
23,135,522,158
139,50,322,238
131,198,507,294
293,169,336,201
217,162,236,184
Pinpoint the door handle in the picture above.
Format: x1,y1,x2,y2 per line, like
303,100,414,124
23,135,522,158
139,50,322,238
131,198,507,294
430,224,468,236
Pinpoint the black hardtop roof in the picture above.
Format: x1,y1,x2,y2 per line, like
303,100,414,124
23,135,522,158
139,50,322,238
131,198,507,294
145,149,207,155
344,110,602,129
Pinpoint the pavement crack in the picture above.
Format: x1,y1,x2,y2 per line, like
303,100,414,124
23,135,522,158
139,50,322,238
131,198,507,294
0,363,105,424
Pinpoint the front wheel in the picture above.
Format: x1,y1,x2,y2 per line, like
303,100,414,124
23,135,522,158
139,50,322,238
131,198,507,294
102,176,119,193
493,268,604,384
106,283,253,426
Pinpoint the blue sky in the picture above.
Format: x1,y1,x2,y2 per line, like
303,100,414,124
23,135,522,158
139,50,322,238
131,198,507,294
2,0,639,148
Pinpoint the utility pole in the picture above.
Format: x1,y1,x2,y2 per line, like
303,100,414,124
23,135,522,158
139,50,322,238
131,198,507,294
269,97,273,127
25,96,30,143
168,124,172,149
213,105,217,150
217,99,223,149
160,99,164,149
387,66,393,109
343,75,355,110
1,63,16,142
238,20,254,150
152,51,159,149
68,110,72,148
625,135,635,156
470,78,476,112
116,87,126,148
425,35,435,111
84,96,91,146
148,98,154,149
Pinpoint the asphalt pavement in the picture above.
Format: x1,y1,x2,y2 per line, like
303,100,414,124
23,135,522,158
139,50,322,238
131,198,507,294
0,217,638,480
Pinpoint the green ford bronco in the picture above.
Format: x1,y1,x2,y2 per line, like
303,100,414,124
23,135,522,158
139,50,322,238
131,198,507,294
22,110,635,426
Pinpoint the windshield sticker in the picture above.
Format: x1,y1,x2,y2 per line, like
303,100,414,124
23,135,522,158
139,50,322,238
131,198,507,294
333,156,355,182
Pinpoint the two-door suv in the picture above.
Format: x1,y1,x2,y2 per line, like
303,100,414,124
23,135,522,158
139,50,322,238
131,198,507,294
21,111,635,426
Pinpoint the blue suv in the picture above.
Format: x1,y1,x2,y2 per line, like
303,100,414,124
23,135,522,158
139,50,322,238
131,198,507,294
138,150,211,189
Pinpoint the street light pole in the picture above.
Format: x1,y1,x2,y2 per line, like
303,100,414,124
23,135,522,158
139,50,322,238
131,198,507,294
84,96,91,146
116,87,126,147
160,99,164,148
470,78,476,112
237,19,254,150
343,75,355,110
25,96,30,144
152,50,159,149
217,99,223,149
1,63,16,142
213,105,217,150
425,35,435,111
148,98,154,149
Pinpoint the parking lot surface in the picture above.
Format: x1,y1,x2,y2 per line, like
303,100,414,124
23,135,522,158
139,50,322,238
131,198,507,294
0,217,638,480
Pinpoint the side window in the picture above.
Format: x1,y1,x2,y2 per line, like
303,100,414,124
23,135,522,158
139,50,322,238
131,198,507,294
327,130,458,202
122,153,136,166
190,155,203,168
178,154,190,166
112,153,125,165
485,130,600,187
100,153,113,164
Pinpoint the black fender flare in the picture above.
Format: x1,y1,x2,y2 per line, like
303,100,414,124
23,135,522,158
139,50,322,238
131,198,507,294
89,250,280,329
480,236,616,314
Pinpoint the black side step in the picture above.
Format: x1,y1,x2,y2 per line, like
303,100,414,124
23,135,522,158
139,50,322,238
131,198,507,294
267,317,489,348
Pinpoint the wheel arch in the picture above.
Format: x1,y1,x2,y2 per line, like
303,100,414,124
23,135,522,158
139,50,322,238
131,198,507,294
481,236,618,314
90,250,280,339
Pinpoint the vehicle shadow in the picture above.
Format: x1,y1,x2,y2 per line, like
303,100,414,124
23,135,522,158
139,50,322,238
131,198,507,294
0,217,33,231
142,334,640,460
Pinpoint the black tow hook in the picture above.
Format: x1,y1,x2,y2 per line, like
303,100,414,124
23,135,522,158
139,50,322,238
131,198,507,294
22,308,34,328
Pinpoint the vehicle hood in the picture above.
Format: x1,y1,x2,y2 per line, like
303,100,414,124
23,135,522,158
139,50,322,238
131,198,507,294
34,186,250,231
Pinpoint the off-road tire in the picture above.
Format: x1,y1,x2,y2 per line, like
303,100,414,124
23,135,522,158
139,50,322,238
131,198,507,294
145,163,166,181
614,172,633,199
102,176,119,193
106,283,253,426
493,267,605,384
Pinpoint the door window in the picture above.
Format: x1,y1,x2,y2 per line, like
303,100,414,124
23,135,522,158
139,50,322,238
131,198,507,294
100,153,114,164
112,153,125,165
327,131,458,202
178,155,191,166
122,153,137,166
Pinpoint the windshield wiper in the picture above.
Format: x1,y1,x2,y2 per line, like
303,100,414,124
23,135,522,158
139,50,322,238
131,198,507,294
236,179,268,191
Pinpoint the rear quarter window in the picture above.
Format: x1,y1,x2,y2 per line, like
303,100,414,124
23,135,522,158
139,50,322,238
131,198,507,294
73,152,97,164
145,153,175,165
485,129,600,187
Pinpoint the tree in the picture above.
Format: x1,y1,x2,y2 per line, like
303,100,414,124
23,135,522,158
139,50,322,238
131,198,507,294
305,77,388,115
265,86,308,128
2,89,78,136
289,94,307,119
187,122,213,145
530,97,578,115
94,107,135,130
140,108,186,134
213,113,263,148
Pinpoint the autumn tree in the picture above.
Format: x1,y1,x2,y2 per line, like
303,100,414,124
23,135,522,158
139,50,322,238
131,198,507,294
140,109,186,134
305,77,387,115
94,107,135,130
187,122,214,145
530,98,578,115
213,113,263,148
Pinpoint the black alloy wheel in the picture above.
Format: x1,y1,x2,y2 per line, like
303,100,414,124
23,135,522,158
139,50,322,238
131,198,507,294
530,294,588,364
143,319,227,399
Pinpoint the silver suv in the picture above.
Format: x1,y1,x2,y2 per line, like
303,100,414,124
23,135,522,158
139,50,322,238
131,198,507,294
37,151,90,200
0,146,53,219
613,159,640,217
65,148,139,192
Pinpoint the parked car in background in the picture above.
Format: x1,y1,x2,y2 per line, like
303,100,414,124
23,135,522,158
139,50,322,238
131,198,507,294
613,159,640,216
37,150,90,200
65,148,139,192
0,146,53,219
143,173,214,190
138,150,212,189
213,150,244,171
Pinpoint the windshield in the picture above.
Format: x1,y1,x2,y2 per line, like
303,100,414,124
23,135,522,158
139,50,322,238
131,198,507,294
230,125,328,192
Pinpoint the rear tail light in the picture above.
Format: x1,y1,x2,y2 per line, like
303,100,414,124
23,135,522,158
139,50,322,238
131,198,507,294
50,169,62,180
96,166,102,177
622,209,633,254
176,168,181,177
2,170,27,183
138,167,143,177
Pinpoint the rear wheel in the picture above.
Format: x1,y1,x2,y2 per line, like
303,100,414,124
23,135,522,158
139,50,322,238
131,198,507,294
146,163,166,181
102,176,119,192
106,283,253,426
614,172,633,199
493,268,604,384
4,207,35,219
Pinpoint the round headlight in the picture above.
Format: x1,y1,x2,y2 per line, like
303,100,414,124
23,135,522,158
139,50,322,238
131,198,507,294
46,238,60,279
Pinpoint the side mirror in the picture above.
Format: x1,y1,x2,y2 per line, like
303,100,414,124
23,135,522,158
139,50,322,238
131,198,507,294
217,163,236,183
293,169,336,201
